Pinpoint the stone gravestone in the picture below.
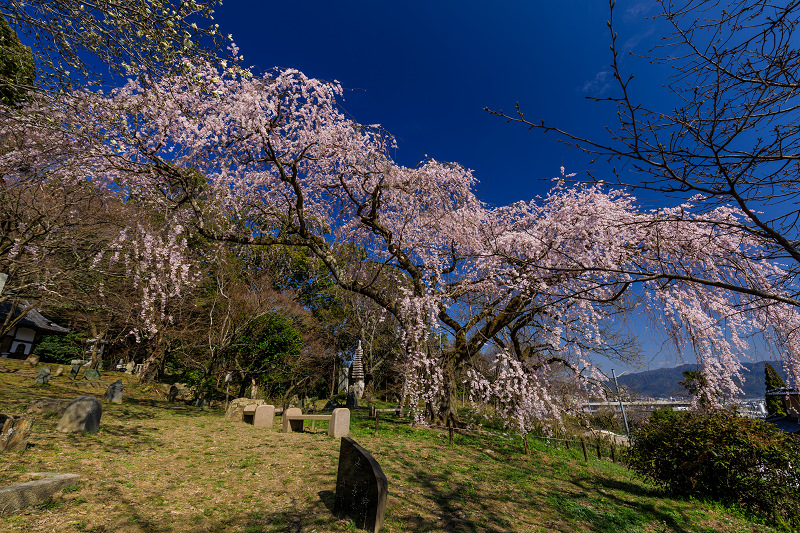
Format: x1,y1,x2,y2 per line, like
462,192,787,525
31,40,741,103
346,392,358,410
24,353,39,366
0,415,33,452
83,368,101,381
125,361,135,374
56,396,102,433
69,364,81,380
54,366,64,377
104,379,123,403
334,437,388,533
34,367,51,385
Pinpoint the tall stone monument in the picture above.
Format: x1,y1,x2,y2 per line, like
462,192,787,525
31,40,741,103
350,341,365,400
334,437,387,532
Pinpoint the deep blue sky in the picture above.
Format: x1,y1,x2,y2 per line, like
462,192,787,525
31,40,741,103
214,0,667,208
212,1,698,374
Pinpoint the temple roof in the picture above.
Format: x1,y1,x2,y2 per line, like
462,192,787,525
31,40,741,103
0,300,70,335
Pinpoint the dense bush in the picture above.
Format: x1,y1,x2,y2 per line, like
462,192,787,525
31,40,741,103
33,333,83,364
628,408,800,530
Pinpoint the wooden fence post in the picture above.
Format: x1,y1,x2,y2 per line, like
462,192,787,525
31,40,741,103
374,412,380,436
595,441,602,460
580,437,589,462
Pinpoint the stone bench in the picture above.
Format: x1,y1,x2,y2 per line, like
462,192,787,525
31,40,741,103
242,404,275,428
282,407,350,438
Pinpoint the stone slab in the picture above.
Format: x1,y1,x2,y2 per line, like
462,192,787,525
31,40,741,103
334,437,387,532
282,407,304,432
253,405,275,428
0,473,80,514
330,408,350,438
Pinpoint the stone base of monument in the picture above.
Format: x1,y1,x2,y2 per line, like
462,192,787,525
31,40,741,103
0,472,80,515
334,437,387,532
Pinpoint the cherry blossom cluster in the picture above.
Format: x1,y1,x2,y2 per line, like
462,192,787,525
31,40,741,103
4,57,799,430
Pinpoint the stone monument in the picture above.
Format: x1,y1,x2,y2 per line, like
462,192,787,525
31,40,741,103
34,367,50,385
56,396,102,433
334,437,387,532
104,379,123,403
350,341,365,400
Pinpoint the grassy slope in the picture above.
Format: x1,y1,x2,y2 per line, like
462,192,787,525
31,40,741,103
0,358,777,533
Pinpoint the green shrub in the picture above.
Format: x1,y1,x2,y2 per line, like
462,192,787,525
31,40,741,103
33,333,83,364
627,408,800,530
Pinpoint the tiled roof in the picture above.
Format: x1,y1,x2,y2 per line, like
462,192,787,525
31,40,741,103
0,300,70,334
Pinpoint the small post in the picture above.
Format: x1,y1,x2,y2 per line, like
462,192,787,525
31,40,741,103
596,441,602,460
612,369,631,440
565,438,571,451
374,411,380,436
580,437,589,462
611,443,616,463
448,424,453,445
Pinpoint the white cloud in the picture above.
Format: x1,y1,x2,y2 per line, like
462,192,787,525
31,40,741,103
582,69,612,95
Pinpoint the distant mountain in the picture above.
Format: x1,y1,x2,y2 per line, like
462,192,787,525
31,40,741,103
614,361,787,399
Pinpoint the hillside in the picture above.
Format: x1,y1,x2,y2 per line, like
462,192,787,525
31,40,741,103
615,360,787,399
0,357,780,533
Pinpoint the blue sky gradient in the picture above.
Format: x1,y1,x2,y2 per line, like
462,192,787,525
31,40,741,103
214,0,668,208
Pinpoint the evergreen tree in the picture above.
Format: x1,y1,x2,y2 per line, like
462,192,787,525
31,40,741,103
0,14,34,106
764,362,787,417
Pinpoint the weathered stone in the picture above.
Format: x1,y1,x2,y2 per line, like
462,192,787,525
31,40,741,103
83,368,100,381
346,393,358,410
104,379,123,403
225,398,268,420
68,364,81,380
53,366,64,377
253,405,275,428
24,353,39,366
0,416,33,452
334,437,388,533
125,361,135,374
34,367,51,385
56,396,102,434
0,473,80,514
26,398,71,417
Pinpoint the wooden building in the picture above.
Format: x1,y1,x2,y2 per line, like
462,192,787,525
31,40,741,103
0,301,69,359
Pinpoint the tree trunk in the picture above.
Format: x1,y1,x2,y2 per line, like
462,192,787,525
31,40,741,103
138,332,163,384
427,350,461,427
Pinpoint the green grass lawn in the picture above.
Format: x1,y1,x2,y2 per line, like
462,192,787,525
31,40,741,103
0,358,781,532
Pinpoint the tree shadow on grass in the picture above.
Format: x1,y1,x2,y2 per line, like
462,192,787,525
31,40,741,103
569,475,693,533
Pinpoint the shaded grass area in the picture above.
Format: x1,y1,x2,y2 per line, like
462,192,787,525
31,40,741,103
0,358,779,532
